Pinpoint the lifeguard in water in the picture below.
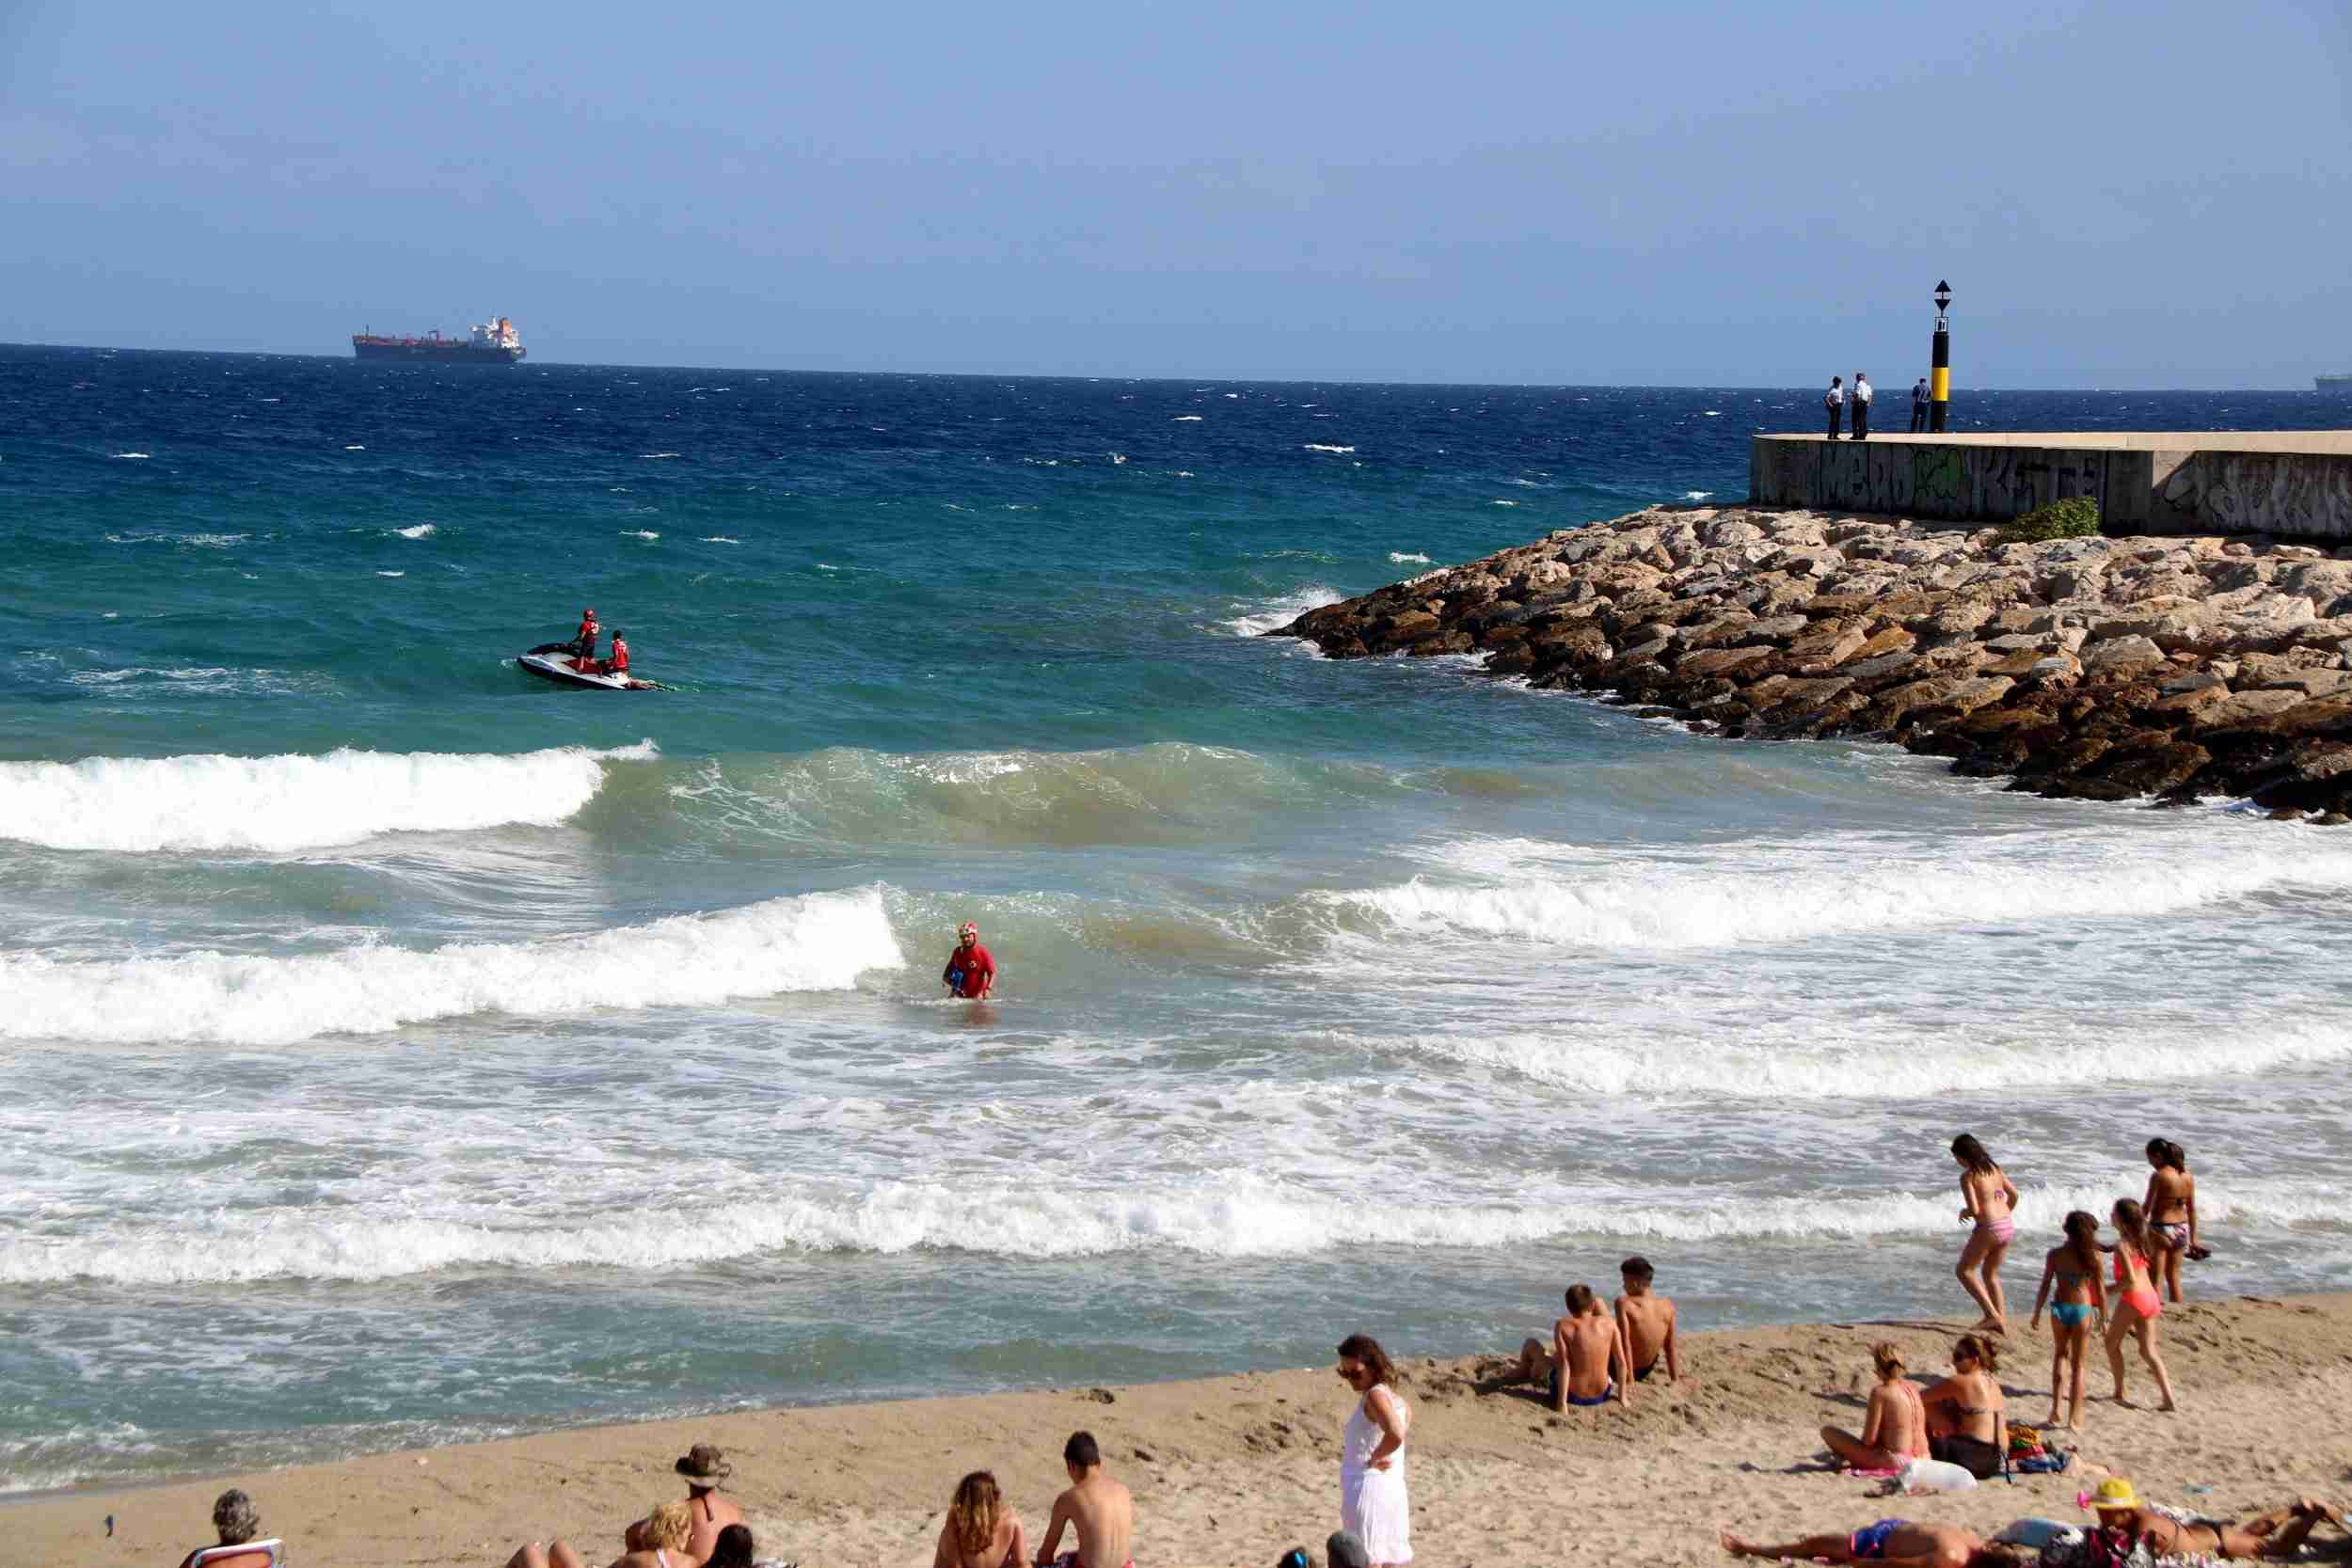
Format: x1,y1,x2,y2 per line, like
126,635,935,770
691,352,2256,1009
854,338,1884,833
942,922,996,1000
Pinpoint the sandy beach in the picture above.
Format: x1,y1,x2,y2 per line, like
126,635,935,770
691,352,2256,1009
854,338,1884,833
16,1292,2350,1567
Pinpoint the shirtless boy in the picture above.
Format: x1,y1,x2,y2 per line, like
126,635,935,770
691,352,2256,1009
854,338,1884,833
1487,1283,1631,1409
1035,1431,1134,1568
1613,1257,1685,1386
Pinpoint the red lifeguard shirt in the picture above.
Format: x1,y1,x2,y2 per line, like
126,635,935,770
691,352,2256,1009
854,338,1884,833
946,942,995,998
607,638,629,674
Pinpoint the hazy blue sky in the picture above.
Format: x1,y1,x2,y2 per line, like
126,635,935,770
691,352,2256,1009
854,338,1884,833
4,1,2346,385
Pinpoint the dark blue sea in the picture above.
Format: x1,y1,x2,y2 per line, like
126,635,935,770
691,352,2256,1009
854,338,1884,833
4,343,2348,1489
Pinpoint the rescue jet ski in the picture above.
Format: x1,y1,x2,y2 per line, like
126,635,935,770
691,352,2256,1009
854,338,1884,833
517,644,655,690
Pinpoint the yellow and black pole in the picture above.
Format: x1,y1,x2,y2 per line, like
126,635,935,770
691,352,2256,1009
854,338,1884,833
1929,279,1952,433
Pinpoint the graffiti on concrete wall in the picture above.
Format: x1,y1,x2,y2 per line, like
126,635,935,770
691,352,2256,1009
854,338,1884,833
1913,447,1964,505
2162,453,2352,539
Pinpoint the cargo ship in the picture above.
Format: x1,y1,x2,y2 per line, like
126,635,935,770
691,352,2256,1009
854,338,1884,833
352,317,525,363
2320,373,2352,391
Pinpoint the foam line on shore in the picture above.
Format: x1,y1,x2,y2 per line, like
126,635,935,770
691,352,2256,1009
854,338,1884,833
0,886,900,1045
0,742,658,853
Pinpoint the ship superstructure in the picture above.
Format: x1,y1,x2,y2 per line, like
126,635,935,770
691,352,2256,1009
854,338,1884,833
352,317,525,363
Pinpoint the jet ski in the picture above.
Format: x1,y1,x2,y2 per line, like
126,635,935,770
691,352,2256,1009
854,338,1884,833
517,644,655,690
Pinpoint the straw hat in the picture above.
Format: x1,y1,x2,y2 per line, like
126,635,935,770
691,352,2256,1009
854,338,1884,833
2090,1477,2139,1513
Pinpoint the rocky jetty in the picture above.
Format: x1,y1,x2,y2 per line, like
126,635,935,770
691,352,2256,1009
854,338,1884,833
1277,506,2352,819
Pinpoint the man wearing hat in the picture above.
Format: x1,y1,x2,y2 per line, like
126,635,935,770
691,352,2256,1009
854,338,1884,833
942,921,995,1000
628,1445,742,1563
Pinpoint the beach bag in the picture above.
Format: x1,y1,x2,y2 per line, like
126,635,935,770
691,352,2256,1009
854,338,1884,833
1931,1431,2005,1480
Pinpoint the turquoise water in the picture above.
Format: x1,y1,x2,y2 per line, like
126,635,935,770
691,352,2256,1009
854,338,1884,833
4,345,2349,1490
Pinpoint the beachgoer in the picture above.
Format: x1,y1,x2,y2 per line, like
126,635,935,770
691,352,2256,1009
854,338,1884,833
705,1526,755,1568
1034,1430,1134,1568
2027,1212,2108,1431
2141,1139,2199,1303
573,609,601,670
1919,1334,2006,1480
1325,1532,1372,1568
1720,1518,1990,1564
662,1444,744,1563
509,1500,692,1568
1950,1133,2019,1333
1851,372,1873,439
178,1489,274,1568
1820,1341,1930,1472
602,631,631,678
1613,1256,1685,1386
1911,377,1931,432
2082,1476,2344,1562
2105,1198,2177,1412
1333,1334,1411,1568
936,1469,1026,1568
1826,377,1845,440
943,921,995,1000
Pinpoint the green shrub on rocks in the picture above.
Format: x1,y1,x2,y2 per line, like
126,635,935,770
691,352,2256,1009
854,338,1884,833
1996,496,2102,544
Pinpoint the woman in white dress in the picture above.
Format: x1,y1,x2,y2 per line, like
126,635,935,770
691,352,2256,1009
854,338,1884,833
1335,1333,1412,1567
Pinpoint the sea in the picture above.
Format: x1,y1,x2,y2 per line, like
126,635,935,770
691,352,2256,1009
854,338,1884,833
4,343,2350,1494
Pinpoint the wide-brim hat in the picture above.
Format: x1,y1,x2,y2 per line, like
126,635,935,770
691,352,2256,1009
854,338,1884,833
2089,1477,2138,1512
675,1444,732,1483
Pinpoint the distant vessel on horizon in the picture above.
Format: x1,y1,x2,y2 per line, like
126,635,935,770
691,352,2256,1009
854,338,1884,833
353,317,525,364
2319,372,2351,391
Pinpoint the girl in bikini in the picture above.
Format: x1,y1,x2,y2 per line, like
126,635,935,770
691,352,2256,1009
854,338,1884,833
1818,1341,1929,1472
2027,1210,2107,1431
2141,1138,2199,1304
1950,1133,2019,1334
2105,1197,2178,1412
1918,1334,2006,1480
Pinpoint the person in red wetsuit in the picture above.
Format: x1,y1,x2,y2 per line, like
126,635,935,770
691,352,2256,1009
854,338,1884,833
941,921,995,999
601,631,630,678
572,609,600,671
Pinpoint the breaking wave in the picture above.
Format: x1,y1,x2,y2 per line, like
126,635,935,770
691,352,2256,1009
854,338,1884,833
1219,586,1343,638
0,741,657,853
0,886,900,1046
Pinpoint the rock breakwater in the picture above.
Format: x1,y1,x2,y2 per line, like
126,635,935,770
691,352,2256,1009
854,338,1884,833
1278,506,2352,818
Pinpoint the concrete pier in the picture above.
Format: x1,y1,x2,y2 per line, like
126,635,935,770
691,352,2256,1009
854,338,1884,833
1749,430,2352,540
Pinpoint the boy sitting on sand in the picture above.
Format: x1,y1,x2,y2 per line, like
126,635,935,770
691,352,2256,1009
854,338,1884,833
1485,1284,1630,1410
1613,1256,1686,1386
1035,1430,1134,1568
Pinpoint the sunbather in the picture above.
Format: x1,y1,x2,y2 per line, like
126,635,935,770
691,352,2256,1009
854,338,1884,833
1820,1342,1930,1471
178,1489,275,1568
1720,1517,1993,1565
934,1469,1026,1568
2080,1476,2345,1561
507,1499,695,1568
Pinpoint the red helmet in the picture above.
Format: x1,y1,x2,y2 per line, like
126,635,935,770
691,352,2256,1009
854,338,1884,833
583,609,596,618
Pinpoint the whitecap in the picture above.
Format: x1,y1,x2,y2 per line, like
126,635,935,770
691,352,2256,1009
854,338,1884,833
640,451,679,459
1388,551,1432,564
1172,415,1204,421
394,523,436,540
1221,586,1344,638
376,570,405,578
114,452,151,460
701,535,740,545
622,530,660,541
1302,444,1355,454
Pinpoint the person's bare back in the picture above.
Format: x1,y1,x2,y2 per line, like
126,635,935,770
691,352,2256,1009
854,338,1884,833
1552,1286,1627,1408
1614,1260,1681,1384
1037,1433,1134,1568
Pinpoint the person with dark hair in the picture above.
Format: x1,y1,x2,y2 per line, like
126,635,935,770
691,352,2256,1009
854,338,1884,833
1325,1531,1373,1568
706,1525,757,1568
1949,1134,2018,1333
1911,377,1931,432
1825,376,1845,440
2106,1197,2177,1411
935,1469,1025,1568
1334,1334,1412,1567
1919,1335,2006,1479
1035,1430,1132,1568
2028,1212,2108,1431
178,1489,276,1568
1720,1517,1996,1565
1613,1256,1684,1387
1820,1342,1929,1472
1482,1281,1627,1408
2142,1138,2200,1302
1851,372,1873,439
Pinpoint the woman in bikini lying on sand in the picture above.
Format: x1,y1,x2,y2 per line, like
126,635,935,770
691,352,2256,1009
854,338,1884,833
2027,1211,2106,1431
1820,1342,1929,1473
1950,1133,2019,1334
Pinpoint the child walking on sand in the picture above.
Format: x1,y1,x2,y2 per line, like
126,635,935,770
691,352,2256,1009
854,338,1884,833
2143,1138,2201,1303
2106,1198,2178,1412
1950,1133,2019,1333
2028,1211,2107,1430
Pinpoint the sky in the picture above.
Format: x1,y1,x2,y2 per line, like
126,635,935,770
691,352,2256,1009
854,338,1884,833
2,0,2348,386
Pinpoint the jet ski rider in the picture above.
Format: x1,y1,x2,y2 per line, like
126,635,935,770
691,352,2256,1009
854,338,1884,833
601,631,630,679
572,608,600,670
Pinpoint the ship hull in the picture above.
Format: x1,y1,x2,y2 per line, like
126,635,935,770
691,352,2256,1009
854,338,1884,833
354,341,525,364
2319,375,2352,392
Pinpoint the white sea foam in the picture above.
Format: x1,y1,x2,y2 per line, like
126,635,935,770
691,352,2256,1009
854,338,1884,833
1489,499,1518,506
622,530,660,540
1683,490,1714,500
701,535,740,544
640,451,679,458
1339,827,2352,951
1172,415,1203,421
114,451,150,459
2,1167,2332,1284
1302,443,1355,453
1220,586,1343,638
376,570,405,578
394,523,437,539
0,885,898,1049
1388,551,1432,564
344,444,366,451
0,740,656,853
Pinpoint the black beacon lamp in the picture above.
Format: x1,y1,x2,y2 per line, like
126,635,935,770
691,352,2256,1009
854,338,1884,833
1930,281,1952,432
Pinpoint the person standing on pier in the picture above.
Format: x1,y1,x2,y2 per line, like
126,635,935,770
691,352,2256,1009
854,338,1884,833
1911,376,1931,432
1824,376,1844,440
1851,372,1872,439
